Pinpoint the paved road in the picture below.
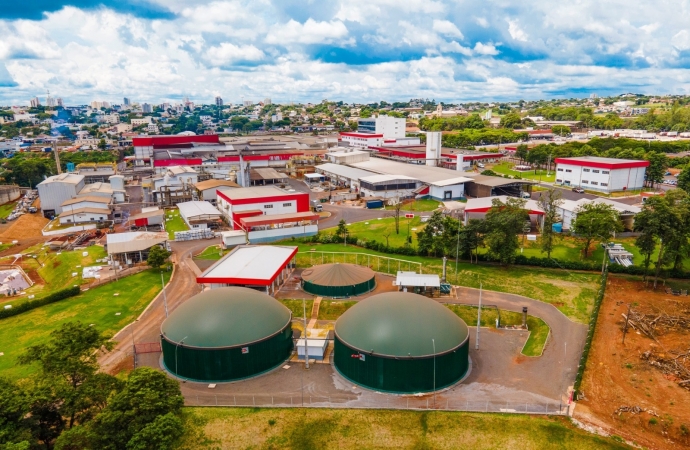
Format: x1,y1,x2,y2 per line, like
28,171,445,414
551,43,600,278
99,239,209,373
449,286,587,399
531,184,643,205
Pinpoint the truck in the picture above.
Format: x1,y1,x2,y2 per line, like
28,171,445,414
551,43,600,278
310,199,323,212
365,199,384,209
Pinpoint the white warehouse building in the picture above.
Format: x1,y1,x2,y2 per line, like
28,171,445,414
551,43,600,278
554,156,649,193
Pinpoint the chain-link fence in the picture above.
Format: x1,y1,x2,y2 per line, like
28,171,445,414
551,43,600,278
184,393,567,415
296,252,422,277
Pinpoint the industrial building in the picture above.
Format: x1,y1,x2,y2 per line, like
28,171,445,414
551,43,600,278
197,245,297,295
334,292,470,393
301,264,376,297
106,231,169,265
463,196,545,226
177,201,223,229
128,207,164,229
160,287,293,382
216,186,317,242
193,179,239,204
556,198,641,231
555,156,649,193
36,173,85,217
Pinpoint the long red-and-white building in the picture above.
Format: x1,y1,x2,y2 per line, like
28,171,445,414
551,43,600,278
216,186,318,243
555,156,649,193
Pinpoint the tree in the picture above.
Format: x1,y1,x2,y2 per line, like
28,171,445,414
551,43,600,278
335,219,348,242
483,198,528,264
386,194,403,234
18,322,117,432
146,245,171,269
0,377,31,446
90,368,184,450
677,164,690,193
416,211,445,257
571,202,622,258
515,144,529,163
97,139,107,150
551,125,571,136
644,152,668,188
125,413,183,450
633,221,657,283
537,189,563,258
499,113,523,129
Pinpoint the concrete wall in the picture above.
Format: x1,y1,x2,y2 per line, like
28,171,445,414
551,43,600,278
0,186,20,205
248,225,318,243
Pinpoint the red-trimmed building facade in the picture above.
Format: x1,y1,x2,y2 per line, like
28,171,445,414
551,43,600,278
133,135,220,166
555,156,649,193
216,186,317,243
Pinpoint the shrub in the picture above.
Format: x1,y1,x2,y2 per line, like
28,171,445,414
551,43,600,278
0,286,81,320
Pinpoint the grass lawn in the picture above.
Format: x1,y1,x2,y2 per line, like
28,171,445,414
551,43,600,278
322,216,426,248
194,245,226,260
0,201,16,219
288,242,600,323
317,300,357,320
279,299,314,320
445,304,549,356
176,407,630,450
489,161,556,183
383,198,444,212
0,269,171,380
165,208,189,240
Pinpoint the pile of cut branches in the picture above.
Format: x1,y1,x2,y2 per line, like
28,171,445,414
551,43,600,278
641,349,690,390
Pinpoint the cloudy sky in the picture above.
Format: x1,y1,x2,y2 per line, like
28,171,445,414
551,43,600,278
1,0,690,106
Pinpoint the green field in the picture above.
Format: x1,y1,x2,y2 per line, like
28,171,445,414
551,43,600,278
323,216,427,248
489,161,556,183
0,269,171,380
446,304,549,357
289,242,599,323
194,245,226,260
317,300,357,320
383,198,444,211
165,208,189,239
0,201,16,219
176,407,631,450
279,299,314,320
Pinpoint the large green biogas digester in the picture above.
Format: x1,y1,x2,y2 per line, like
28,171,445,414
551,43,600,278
161,287,293,382
334,292,470,393
301,263,376,297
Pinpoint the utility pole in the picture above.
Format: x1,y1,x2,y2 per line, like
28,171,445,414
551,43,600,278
475,282,482,350
622,303,632,344
161,271,168,317
303,298,309,369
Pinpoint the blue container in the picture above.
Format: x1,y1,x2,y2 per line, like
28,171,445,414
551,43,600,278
366,200,384,209
552,223,563,233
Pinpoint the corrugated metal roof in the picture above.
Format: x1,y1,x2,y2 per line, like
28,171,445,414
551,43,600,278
59,207,110,217
37,173,84,185
216,185,293,200
315,163,377,180
61,196,112,206
129,209,165,220
106,231,168,254
177,201,222,219
350,159,473,186
194,179,240,191
301,263,375,287
198,245,297,283
394,271,440,287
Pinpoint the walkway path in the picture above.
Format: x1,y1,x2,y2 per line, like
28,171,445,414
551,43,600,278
307,296,322,328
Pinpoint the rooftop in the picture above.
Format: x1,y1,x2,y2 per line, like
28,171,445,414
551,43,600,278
464,195,544,214
351,158,473,186
315,163,377,181
61,195,112,206
79,182,114,195
177,201,223,219
59,207,110,216
106,231,168,254
555,156,650,168
216,185,296,201
197,245,298,286
193,179,240,191
37,173,84,186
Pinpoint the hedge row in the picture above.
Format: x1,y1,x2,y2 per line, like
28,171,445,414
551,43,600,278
574,268,608,394
0,286,81,320
301,233,690,278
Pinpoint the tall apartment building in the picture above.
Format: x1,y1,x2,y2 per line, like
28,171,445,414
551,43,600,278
357,115,406,139
123,97,131,106
141,103,152,113
215,96,223,107
30,97,41,107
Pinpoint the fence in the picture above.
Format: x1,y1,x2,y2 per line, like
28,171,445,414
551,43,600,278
296,251,422,276
183,393,567,415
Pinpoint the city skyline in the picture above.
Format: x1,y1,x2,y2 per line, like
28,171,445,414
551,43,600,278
1,1,690,105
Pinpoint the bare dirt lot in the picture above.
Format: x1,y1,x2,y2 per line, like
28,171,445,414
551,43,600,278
576,275,690,449
0,213,49,241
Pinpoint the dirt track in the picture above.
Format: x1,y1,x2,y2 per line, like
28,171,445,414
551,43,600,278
575,276,690,449
0,213,49,242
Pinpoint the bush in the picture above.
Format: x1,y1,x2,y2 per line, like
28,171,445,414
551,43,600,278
0,286,81,320
574,269,608,394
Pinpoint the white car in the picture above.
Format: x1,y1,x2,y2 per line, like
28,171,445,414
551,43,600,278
477,163,485,168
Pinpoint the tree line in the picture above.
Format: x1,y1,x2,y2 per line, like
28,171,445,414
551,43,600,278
0,322,185,450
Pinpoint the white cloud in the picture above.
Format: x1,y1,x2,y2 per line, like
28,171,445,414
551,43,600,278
474,42,500,56
475,17,489,28
672,30,690,51
265,19,349,45
432,20,463,39
205,43,265,65
506,19,528,42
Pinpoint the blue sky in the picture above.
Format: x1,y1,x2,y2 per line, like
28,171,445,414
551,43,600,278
1,0,690,105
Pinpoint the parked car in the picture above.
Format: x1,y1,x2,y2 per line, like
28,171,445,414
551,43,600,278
477,163,485,168
572,187,585,194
